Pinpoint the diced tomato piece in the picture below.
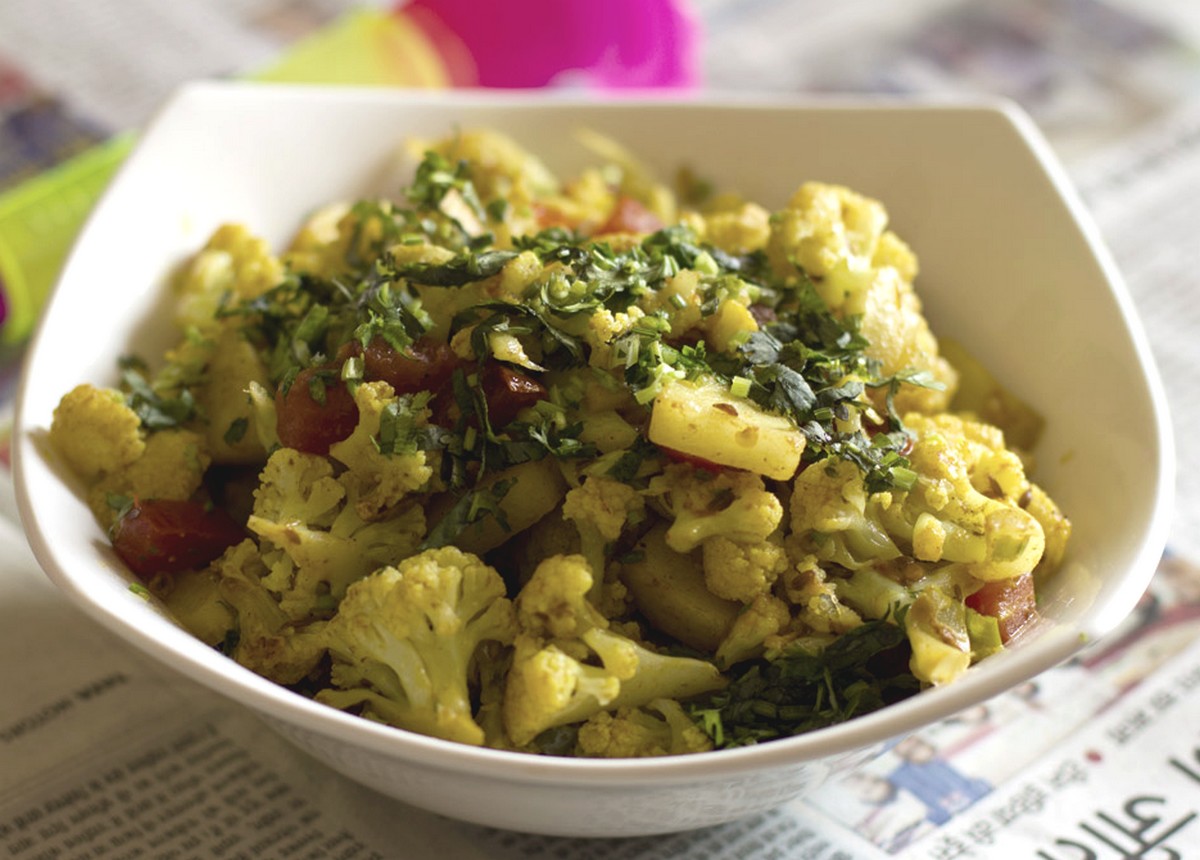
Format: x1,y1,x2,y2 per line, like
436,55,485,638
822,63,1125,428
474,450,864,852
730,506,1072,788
112,498,244,580
531,201,577,230
966,573,1037,643
660,446,725,474
748,304,778,327
356,336,462,395
275,368,358,454
598,196,663,235
428,376,460,428
482,364,547,428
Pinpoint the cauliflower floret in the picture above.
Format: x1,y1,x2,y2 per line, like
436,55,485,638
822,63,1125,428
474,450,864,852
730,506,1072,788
714,594,791,669
173,223,284,331
560,475,644,616
766,182,957,414
789,457,902,570
514,553,608,640
503,555,725,747
1024,484,1072,577
856,265,958,415
247,448,426,620
212,539,328,685
88,428,210,521
423,128,560,204
252,447,344,529
766,182,889,288
584,306,646,370
886,414,1047,582
792,415,1047,584
561,475,644,563
328,381,433,520
318,547,518,746
701,535,790,604
50,384,145,481
702,202,771,255
779,558,863,635
575,700,714,758
504,633,627,747
649,462,783,553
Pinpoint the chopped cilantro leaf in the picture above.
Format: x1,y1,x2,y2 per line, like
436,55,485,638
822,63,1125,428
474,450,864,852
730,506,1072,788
691,617,919,748
118,357,198,430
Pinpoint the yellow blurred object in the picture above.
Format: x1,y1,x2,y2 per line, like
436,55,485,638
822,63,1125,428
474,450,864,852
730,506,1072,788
253,10,450,88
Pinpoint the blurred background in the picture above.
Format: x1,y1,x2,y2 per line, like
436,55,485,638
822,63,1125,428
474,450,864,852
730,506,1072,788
2,4,1200,855
2,0,1199,153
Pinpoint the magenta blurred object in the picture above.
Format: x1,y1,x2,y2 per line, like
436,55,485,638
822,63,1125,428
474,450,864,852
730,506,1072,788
398,0,700,89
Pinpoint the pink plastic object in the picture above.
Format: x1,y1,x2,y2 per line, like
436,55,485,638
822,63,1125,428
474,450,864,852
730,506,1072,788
398,0,700,89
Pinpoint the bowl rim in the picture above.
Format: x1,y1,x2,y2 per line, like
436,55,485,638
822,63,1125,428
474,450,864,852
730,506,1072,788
12,81,1176,786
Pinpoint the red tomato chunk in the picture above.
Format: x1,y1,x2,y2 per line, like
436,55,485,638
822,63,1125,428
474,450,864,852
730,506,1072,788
113,498,244,580
357,336,462,395
966,573,1037,643
598,196,664,235
482,364,548,428
275,368,359,455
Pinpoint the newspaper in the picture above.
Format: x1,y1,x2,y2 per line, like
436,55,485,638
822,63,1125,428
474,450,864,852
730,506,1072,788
2,0,1200,857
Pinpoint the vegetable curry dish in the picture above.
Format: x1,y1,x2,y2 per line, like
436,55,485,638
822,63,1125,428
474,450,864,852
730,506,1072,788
49,129,1070,757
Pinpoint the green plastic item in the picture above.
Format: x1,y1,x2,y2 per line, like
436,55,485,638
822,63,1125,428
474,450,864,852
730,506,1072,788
0,135,133,344
0,10,449,347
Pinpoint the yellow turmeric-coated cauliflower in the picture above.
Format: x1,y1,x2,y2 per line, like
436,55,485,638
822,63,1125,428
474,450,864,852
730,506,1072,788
87,428,210,524
701,536,790,604
857,266,958,415
50,384,145,481
173,223,284,331
792,414,1052,584
503,555,725,748
767,182,890,286
714,594,792,669
649,462,783,554
212,539,328,686
318,547,518,746
789,457,901,570
561,475,644,546
767,182,957,414
779,558,863,636
50,384,213,526
560,474,644,614
328,381,433,520
701,201,772,255
892,413,1049,582
246,447,426,621
584,305,646,370
575,699,714,758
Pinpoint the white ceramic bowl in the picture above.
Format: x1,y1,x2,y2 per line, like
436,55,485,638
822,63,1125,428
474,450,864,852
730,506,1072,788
13,83,1173,837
